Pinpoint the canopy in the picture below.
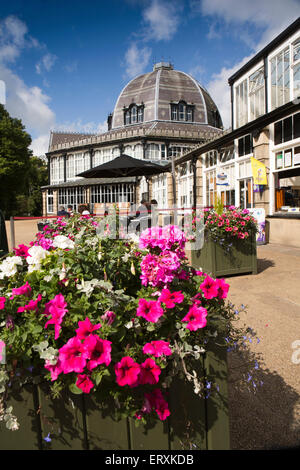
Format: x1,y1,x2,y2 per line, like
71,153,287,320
77,154,170,178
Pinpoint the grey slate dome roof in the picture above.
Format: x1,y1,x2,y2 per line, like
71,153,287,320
111,62,222,129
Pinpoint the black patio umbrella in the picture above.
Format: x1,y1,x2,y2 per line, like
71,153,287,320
77,154,170,178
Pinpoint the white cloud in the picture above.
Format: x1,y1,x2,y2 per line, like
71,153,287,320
124,42,152,78
142,0,181,41
36,53,57,74
193,0,300,128
30,134,50,157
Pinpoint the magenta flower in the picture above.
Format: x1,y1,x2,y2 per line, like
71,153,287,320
0,297,6,310
182,305,207,331
44,294,68,340
76,374,94,393
0,340,5,362
159,289,184,309
75,317,101,340
136,298,164,323
44,358,63,381
101,310,116,325
59,337,88,374
14,244,30,257
10,282,32,300
17,294,42,313
143,340,172,358
139,358,161,385
200,276,219,299
115,356,141,387
215,278,230,299
84,334,112,370
144,389,170,421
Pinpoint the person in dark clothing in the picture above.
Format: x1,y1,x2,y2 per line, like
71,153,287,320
57,206,69,217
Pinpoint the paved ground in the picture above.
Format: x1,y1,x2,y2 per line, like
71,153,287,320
3,220,300,449
227,243,300,450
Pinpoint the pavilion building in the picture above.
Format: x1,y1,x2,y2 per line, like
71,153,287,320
42,62,223,215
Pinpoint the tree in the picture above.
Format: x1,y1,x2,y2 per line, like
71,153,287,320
26,156,48,216
0,104,32,217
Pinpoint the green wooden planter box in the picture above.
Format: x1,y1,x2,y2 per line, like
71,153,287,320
189,232,257,278
0,345,230,450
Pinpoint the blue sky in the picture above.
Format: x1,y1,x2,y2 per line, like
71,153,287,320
0,0,299,156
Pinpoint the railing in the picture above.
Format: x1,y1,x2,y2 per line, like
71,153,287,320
49,128,224,152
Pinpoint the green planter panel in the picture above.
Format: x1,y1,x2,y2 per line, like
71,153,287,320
0,347,230,450
189,233,257,278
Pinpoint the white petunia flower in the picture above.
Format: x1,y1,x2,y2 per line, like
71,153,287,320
26,246,48,272
0,256,23,279
53,235,75,250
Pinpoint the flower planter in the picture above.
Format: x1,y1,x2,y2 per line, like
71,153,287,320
189,232,257,278
0,344,229,450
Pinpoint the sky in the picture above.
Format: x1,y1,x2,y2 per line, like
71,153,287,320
0,0,300,157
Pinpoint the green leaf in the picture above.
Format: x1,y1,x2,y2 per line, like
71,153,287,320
69,383,83,395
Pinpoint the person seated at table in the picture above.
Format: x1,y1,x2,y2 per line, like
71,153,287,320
136,199,150,218
57,206,69,217
67,205,74,217
78,204,90,215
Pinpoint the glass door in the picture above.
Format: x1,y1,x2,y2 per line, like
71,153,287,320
239,178,253,209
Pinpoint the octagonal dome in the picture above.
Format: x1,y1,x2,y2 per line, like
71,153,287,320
111,62,222,130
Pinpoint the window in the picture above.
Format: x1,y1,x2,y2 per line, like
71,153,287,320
235,79,248,127
170,101,194,122
134,144,143,159
50,156,64,184
274,112,300,145
47,189,54,214
91,183,135,204
93,150,102,167
145,143,159,160
238,134,253,157
271,47,290,110
58,187,86,212
205,150,217,168
124,145,133,156
293,39,300,99
123,104,144,125
220,147,234,163
249,67,265,120
152,174,167,209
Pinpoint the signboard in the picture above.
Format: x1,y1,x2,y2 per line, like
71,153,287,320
276,152,283,169
284,150,292,168
249,207,266,245
251,157,267,185
216,169,229,186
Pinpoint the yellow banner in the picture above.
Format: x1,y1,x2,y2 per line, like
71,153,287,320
251,157,267,185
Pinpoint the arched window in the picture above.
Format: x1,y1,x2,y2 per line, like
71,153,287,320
131,106,137,123
124,104,144,125
170,101,194,122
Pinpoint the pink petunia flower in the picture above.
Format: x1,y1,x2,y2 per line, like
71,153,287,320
10,281,32,300
115,356,141,387
75,317,101,340
84,334,112,370
0,297,6,310
136,298,164,323
44,358,63,381
59,337,88,374
139,358,161,385
76,374,94,393
182,305,207,331
143,340,172,358
14,244,30,257
0,340,5,362
17,294,42,313
144,389,170,421
44,294,68,340
200,276,219,299
159,289,184,309
101,310,116,325
215,278,230,299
